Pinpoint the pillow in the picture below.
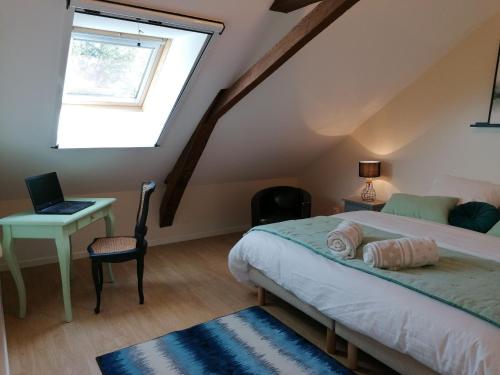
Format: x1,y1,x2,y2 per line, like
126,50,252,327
429,175,500,207
448,202,500,233
381,193,458,224
487,220,500,237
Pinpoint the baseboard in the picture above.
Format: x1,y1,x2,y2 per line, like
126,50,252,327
148,224,248,247
0,225,249,272
0,250,89,272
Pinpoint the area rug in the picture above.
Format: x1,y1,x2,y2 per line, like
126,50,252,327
97,306,354,375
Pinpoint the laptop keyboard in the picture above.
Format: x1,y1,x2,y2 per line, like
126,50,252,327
41,201,95,214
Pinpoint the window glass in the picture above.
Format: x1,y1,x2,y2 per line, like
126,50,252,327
63,32,161,105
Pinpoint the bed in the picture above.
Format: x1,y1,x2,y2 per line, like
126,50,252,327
228,210,500,375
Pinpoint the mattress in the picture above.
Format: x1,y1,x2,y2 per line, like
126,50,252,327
228,211,500,375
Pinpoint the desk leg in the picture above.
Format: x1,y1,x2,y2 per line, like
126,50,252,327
2,226,26,318
103,211,115,283
55,233,72,322
69,235,75,281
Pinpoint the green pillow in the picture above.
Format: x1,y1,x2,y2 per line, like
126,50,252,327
448,202,500,233
487,220,500,237
381,193,458,224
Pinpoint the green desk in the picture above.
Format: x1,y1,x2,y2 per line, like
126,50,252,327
0,198,116,322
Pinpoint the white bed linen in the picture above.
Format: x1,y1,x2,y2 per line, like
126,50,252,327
228,211,500,375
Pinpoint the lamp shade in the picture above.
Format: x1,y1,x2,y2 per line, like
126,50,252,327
359,161,381,178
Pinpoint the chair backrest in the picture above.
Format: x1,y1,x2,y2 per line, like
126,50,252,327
135,181,156,247
272,189,300,209
251,186,311,226
253,186,308,210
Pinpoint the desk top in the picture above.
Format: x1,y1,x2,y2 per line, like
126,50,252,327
0,198,116,226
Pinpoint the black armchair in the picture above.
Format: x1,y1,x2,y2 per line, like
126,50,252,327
251,186,311,227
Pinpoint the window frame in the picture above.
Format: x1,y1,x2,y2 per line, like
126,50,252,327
54,1,224,149
62,27,167,108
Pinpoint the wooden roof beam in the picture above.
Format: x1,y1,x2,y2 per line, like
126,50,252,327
160,0,360,227
270,0,322,13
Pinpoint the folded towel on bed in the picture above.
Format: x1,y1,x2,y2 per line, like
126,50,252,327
326,221,363,259
363,238,439,270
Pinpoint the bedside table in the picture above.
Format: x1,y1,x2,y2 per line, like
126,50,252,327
343,197,386,212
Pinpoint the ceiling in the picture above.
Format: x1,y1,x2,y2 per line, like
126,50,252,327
0,0,498,200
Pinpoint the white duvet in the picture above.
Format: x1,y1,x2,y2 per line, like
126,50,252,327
228,211,500,375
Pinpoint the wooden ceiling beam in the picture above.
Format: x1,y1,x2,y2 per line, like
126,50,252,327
270,0,323,13
160,0,360,227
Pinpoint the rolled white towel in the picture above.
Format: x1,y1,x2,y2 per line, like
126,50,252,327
326,221,363,259
363,238,439,270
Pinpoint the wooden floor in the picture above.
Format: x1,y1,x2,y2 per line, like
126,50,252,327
1,233,396,375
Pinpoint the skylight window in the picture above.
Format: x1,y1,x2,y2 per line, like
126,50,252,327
55,1,223,149
63,29,165,106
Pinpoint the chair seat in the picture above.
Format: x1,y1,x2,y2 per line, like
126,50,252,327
88,237,137,255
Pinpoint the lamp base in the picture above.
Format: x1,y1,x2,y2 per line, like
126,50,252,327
361,179,376,202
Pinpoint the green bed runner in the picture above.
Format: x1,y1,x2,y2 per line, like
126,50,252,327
249,216,500,328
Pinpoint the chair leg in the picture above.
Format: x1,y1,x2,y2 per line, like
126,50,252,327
137,255,144,305
98,263,104,292
91,260,101,314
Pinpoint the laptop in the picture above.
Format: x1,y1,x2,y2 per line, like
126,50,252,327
25,172,95,215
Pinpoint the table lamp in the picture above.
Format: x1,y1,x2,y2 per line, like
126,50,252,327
359,161,381,202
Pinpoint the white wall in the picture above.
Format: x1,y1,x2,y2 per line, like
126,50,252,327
0,177,297,270
192,0,500,185
300,11,500,215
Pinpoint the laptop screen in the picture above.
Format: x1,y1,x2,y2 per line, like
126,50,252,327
25,172,64,211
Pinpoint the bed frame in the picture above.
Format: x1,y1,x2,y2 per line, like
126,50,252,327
249,267,437,375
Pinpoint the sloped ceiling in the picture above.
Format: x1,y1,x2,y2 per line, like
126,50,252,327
0,0,499,200
193,0,500,184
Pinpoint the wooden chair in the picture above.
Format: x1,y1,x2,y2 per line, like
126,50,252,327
87,181,156,314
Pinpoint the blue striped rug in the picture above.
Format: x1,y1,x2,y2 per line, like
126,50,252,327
97,306,354,375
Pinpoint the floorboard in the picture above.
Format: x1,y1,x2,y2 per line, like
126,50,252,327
1,233,396,374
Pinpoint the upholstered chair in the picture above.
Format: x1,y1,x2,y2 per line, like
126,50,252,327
251,186,311,227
